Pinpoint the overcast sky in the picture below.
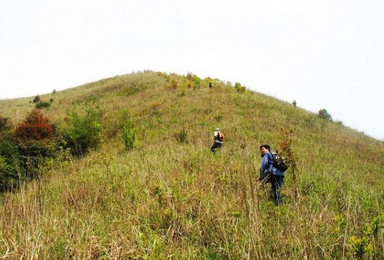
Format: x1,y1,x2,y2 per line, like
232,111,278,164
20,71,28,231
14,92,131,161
1,0,383,140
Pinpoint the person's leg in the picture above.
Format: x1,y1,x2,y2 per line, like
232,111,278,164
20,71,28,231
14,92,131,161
271,175,282,206
211,142,222,153
211,142,218,152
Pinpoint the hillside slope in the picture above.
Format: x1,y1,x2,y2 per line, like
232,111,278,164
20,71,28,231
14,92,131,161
1,71,383,259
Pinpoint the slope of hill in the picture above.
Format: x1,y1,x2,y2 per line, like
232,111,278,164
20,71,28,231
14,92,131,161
0,71,383,259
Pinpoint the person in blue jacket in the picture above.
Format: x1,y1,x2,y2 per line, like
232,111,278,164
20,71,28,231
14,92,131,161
259,144,284,205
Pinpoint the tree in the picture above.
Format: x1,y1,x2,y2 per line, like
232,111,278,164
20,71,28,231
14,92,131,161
318,108,332,121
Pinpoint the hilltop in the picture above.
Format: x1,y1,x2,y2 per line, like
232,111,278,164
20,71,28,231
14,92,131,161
0,71,383,259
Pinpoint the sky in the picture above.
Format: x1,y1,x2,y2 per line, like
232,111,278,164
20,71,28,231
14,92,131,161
1,0,383,140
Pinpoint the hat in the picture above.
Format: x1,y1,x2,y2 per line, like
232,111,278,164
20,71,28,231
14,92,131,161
215,128,220,131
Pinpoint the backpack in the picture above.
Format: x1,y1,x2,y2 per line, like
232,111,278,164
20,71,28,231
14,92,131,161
218,131,224,141
271,151,288,172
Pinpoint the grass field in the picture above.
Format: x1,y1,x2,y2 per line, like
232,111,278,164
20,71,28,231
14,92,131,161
1,71,383,259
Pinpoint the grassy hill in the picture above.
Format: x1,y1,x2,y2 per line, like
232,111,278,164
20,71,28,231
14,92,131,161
0,71,383,259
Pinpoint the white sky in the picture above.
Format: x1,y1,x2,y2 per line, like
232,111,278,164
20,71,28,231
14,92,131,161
1,0,383,140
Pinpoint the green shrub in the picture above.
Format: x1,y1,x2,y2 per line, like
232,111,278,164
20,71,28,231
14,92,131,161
1,109,63,191
318,108,332,120
123,123,138,150
2,109,58,191
13,109,57,182
119,110,138,150
0,115,11,134
33,95,41,103
348,235,373,259
0,135,22,192
62,107,103,157
35,101,51,109
186,73,201,89
193,75,201,86
347,215,384,259
234,82,246,93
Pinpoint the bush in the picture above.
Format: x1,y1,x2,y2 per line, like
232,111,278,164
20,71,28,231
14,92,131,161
15,108,54,141
318,109,332,120
123,123,138,150
33,95,41,103
13,108,56,183
35,101,51,109
62,107,103,157
234,82,246,93
186,73,201,89
0,115,11,134
1,109,61,191
1,109,60,191
0,135,22,192
121,110,138,150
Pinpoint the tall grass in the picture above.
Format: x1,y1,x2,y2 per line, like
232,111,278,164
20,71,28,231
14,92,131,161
1,71,383,259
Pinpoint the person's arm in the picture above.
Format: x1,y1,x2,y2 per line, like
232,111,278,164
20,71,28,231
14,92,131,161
259,155,269,180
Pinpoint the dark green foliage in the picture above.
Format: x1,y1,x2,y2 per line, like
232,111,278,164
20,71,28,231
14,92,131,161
35,101,51,109
0,134,22,191
1,109,57,191
0,116,21,191
5,109,57,191
0,115,11,134
62,107,103,157
33,95,41,103
18,143,46,179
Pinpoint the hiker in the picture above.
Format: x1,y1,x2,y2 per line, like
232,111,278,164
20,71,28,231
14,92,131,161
210,128,224,153
259,144,285,205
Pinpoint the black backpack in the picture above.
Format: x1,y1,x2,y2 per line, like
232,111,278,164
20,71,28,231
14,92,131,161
271,151,288,172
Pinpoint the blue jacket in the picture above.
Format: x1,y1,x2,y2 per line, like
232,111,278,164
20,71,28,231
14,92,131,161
259,152,285,180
